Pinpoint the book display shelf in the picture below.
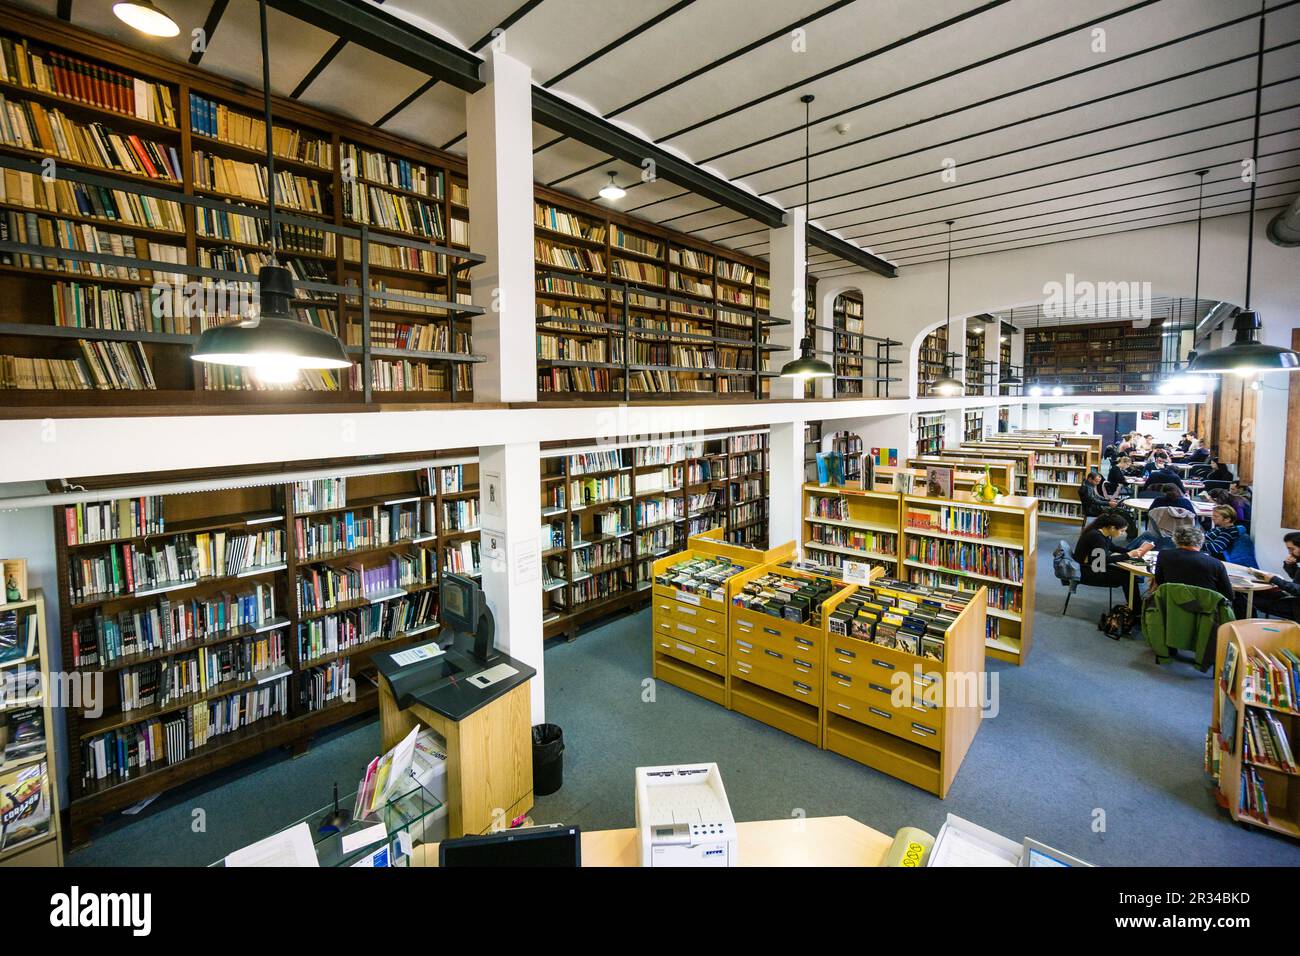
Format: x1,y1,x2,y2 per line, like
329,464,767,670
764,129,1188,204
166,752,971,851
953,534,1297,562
1024,319,1164,393
1014,431,1103,471
650,531,795,706
0,9,485,412
0,589,62,865
963,435,1097,523
802,483,900,577
936,446,1037,497
533,187,783,401
964,409,984,442
916,412,945,456
900,490,1037,664
829,430,865,483
917,324,948,395
965,323,987,396
813,290,901,398
905,458,1016,499
53,456,476,842
1208,620,1300,838
540,431,770,642
804,420,823,483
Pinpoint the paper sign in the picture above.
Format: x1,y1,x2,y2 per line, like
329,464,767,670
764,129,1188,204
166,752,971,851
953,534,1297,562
341,822,388,855
842,561,874,585
514,539,540,586
391,641,444,667
483,472,502,517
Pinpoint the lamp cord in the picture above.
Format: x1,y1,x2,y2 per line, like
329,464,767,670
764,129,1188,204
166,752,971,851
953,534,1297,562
1244,0,1265,310
260,0,278,263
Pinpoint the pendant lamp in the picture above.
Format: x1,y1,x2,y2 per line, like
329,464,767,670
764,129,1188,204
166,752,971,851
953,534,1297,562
780,94,833,380
113,0,180,37
191,0,350,382
930,221,963,396
1187,3,1300,376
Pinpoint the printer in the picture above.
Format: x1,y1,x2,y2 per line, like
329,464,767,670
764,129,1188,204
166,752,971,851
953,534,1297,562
635,763,737,867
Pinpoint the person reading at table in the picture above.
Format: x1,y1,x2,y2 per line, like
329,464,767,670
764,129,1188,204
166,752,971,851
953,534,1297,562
1203,505,1258,568
1142,456,1186,492
1186,439,1210,463
1177,433,1193,453
1106,456,1133,491
1151,482,1196,515
1246,531,1300,621
1075,513,1151,600
1152,526,1234,604
1079,471,1117,517
1206,488,1250,525
1204,457,1233,483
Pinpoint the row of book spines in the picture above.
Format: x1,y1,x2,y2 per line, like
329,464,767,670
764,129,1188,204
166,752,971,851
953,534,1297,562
0,95,181,179
189,94,332,167
0,38,177,125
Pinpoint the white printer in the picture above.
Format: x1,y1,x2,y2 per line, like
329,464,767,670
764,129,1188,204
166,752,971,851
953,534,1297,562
635,763,737,867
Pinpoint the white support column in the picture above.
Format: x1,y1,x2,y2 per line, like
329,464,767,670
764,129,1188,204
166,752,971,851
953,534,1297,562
768,209,807,401
815,286,838,400
477,442,545,723
983,319,1001,397
769,421,804,549
466,48,536,403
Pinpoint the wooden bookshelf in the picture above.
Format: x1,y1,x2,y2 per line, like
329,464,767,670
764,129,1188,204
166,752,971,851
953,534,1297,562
1208,619,1300,838
802,482,900,577
540,432,770,642
899,490,1037,664
963,409,984,442
0,589,63,866
917,324,948,395
823,576,986,797
832,291,864,396
0,7,482,412
804,420,823,483
533,187,780,401
828,430,865,483
965,323,987,396
650,532,795,706
1025,318,1164,393
53,456,476,843
934,446,1037,497
905,458,1016,499
916,412,945,456
963,437,1095,523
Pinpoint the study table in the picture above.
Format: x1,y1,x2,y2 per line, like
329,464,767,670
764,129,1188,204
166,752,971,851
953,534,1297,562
1123,477,1204,491
1116,559,1272,616
1120,496,1216,518
412,815,893,867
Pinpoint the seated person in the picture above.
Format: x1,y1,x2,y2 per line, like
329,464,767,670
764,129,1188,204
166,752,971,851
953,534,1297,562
1142,458,1186,492
1177,433,1193,453
1074,513,1150,596
1203,505,1258,568
1078,471,1117,517
1150,482,1196,515
1186,440,1210,463
1207,488,1250,525
1151,526,1234,604
1204,457,1233,483
1106,455,1133,490
1246,531,1300,621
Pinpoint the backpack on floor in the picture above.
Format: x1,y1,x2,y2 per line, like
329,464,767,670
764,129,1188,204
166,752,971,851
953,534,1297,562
1098,604,1137,639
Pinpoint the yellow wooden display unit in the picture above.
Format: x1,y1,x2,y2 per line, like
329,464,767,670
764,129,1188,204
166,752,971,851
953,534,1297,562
726,562,866,746
802,482,900,576
1208,619,1300,838
823,580,987,798
875,461,1015,497
925,448,1038,498
906,457,1015,497
962,438,1094,524
650,530,794,707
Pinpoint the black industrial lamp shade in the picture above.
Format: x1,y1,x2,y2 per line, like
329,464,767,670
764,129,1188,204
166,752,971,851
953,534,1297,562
779,337,833,379
191,265,351,380
1001,372,1023,385
1186,309,1300,375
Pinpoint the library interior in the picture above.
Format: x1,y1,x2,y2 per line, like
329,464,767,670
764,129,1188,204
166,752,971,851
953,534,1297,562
0,0,1299,872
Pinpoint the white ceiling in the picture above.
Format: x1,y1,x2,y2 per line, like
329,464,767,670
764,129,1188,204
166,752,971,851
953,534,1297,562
25,0,1300,279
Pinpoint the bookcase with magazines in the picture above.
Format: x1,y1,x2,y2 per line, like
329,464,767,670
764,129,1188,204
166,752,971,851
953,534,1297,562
0,7,481,411
52,454,478,844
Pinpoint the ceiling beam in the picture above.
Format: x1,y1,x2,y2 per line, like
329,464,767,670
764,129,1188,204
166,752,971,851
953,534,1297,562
531,87,787,229
266,0,484,92
808,226,896,278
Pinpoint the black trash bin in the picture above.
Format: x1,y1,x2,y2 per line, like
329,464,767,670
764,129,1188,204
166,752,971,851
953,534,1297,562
532,723,565,796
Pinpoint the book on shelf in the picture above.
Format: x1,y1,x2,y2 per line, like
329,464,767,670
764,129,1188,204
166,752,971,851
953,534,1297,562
339,142,438,195
0,168,185,233
0,94,181,180
192,151,327,214
0,38,177,125
190,94,332,168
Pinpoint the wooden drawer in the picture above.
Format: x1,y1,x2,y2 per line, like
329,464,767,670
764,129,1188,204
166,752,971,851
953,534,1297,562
652,584,726,616
732,635,819,685
826,638,940,691
656,598,726,633
655,633,726,677
824,668,940,718
654,616,727,653
825,688,942,750
733,613,821,660
731,653,819,701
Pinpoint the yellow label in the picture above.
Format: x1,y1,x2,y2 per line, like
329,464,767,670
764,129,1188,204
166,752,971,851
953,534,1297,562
901,841,926,866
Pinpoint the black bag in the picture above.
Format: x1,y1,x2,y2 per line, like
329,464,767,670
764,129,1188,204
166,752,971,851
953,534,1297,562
1098,604,1137,639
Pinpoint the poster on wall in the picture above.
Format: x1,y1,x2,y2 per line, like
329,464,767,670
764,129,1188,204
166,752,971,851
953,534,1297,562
870,447,899,467
1140,411,1161,423
1165,407,1185,430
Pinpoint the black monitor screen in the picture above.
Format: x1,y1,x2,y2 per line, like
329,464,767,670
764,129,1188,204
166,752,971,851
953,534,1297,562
439,826,581,867
440,574,478,632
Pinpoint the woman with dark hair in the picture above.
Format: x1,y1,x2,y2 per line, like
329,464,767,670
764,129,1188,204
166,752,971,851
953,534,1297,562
1074,512,1150,592
1152,483,1196,515
1207,488,1250,525
1204,457,1233,483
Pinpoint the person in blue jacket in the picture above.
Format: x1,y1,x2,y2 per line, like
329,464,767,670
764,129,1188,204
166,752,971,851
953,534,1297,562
1203,505,1258,568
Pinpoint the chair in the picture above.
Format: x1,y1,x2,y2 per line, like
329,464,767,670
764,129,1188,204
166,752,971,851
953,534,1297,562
1052,540,1116,614
1188,464,1213,480
1148,505,1195,540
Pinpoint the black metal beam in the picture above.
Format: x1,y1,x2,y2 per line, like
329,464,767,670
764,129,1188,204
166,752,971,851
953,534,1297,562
266,0,484,92
531,87,786,229
808,226,896,278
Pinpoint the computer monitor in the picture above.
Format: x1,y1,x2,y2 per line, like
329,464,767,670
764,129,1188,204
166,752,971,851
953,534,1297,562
439,825,581,867
440,573,480,633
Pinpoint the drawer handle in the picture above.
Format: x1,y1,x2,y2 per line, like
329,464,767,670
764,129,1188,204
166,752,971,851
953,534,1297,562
911,723,937,737
794,658,814,670
837,702,852,711
705,617,719,626
763,627,780,637
869,707,892,720
764,649,783,660
871,659,894,670
705,658,718,667
677,624,696,634
834,646,856,659
830,671,851,683
869,683,891,695
674,642,696,655
658,641,671,650
736,663,752,673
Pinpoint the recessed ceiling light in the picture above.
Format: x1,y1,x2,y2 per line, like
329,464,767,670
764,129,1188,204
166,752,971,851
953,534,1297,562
598,171,625,201
113,0,180,37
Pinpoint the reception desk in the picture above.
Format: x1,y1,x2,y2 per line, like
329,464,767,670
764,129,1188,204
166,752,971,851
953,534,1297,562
414,816,892,867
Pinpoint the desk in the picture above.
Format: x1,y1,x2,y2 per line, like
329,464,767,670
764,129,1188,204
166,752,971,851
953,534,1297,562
377,649,535,839
1116,560,1272,617
1121,497,1215,517
1124,477,1204,490
413,816,893,867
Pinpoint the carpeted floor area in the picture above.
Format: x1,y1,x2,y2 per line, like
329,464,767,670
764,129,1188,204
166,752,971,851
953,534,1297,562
69,520,1300,866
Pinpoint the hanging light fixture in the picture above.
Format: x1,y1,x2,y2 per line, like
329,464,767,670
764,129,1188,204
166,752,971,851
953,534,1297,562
1188,3,1300,376
113,0,180,37
930,221,964,396
598,171,626,201
192,0,349,382
781,94,833,380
